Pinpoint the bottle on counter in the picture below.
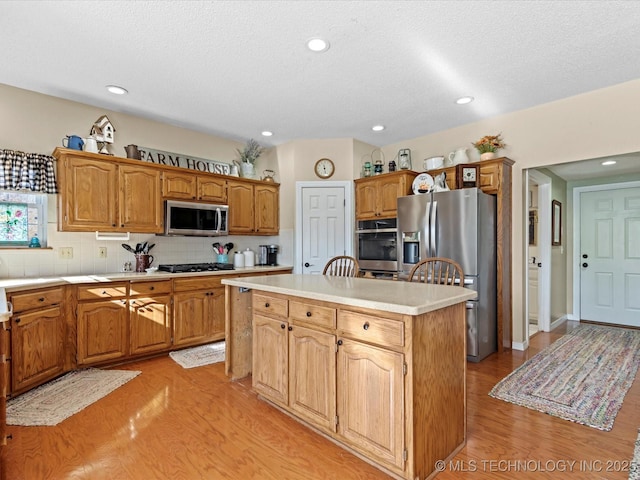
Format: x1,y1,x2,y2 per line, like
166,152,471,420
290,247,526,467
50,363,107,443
243,248,255,267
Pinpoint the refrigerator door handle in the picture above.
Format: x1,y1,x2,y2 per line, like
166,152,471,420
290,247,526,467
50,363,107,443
429,199,437,257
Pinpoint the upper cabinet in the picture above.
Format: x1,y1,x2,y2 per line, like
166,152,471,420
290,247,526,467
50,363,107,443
55,149,163,233
53,148,279,236
354,171,418,220
227,181,279,235
162,170,227,203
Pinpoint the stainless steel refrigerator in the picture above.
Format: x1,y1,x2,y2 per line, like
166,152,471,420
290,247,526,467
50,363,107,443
397,188,497,362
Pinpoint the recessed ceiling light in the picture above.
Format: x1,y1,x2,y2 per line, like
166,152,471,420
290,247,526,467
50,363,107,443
106,85,128,95
601,160,617,166
372,125,385,132
307,37,330,53
455,96,474,105
261,131,273,137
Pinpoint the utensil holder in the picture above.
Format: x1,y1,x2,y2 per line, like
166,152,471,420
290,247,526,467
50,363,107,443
217,254,229,263
134,254,154,272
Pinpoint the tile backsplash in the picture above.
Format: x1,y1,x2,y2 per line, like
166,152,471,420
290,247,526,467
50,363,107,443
1,223,293,279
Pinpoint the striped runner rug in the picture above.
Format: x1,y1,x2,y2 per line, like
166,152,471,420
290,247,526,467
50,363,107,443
489,324,640,431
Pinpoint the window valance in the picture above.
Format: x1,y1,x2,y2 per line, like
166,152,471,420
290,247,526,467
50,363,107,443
0,149,58,194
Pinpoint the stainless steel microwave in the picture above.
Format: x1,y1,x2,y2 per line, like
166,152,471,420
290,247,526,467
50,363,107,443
164,200,229,237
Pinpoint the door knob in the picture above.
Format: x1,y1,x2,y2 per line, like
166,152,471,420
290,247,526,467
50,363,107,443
582,254,588,259
537,263,542,267
582,263,588,268
304,262,314,268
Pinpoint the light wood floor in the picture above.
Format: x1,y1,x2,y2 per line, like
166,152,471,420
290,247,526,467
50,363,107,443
3,321,638,480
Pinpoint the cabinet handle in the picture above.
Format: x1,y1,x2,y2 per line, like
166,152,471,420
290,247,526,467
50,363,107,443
337,339,343,346
38,297,45,302
288,326,292,331
112,223,116,227
150,286,155,290
363,322,370,330
265,302,270,308
306,311,312,317
280,323,286,329
6,434,12,440
14,318,20,324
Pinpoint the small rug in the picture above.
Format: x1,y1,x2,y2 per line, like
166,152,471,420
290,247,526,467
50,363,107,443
6,368,140,426
489,324,640,431
631,429,640,480
169,341,225,369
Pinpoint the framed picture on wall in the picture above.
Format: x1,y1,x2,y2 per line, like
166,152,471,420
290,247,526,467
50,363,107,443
552,200,562,246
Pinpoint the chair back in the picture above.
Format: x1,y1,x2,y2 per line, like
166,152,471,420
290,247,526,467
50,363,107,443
407,257,464,286
323,256,360,277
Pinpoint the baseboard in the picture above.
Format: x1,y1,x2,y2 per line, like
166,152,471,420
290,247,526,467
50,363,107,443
550,315,569,331
512,339,529,351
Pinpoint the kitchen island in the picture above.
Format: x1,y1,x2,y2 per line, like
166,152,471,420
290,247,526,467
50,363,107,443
222,274,476,480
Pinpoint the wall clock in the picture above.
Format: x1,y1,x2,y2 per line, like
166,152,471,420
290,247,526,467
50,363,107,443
456,163,479,189
314,158,335,179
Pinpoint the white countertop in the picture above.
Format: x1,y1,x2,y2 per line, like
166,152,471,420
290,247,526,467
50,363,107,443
0,265,293,293
222,274,477,316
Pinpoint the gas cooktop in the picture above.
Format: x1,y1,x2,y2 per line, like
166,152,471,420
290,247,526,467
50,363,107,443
158,262,235,273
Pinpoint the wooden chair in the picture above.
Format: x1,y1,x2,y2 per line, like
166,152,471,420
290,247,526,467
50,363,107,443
407,257,464,286
323,256,360,277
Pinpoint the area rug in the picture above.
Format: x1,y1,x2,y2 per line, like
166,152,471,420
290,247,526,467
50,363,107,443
489,324,640,431
631,429,640,480
6,368,141,426
169,341,225,369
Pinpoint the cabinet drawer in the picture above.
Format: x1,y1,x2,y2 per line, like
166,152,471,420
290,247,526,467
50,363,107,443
337,310,404,348
130,280,172,296
290,301,336,329
253,293,288,319
77,283,128,301
173,276,223,292
11,287,63,312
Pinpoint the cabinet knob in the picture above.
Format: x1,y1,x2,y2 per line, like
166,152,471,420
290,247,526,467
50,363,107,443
6,434,12,440
150,286,155,290
306,311,312,317
280,323,286,329
288,326,292,331
38,297,45,302
265,302,270,308
14,318,20,324
363,322,370,330
337,339,343,346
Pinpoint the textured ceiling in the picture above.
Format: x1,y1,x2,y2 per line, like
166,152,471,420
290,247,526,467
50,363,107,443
1,0,640,154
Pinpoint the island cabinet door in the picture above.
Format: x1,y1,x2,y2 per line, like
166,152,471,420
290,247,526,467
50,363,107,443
337,339,405,473
288,325,336,433
129,295,172,356
252,315,288,406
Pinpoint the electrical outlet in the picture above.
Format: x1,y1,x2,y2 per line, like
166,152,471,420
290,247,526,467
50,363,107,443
98,247,107,258
59,247,73,259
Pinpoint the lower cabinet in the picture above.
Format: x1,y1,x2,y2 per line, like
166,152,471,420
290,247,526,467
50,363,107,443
173,277,225,347
1,318,9,453
337,340,404,470
129,280,172,356
76,283,128,366
9,287,65,395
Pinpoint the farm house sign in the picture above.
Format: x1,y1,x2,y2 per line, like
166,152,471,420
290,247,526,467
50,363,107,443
138,146,232,175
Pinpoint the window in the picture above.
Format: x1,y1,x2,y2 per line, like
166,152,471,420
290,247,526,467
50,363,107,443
0,192,46,247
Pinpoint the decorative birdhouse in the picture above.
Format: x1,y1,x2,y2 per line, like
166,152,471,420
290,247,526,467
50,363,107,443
90,115,116,144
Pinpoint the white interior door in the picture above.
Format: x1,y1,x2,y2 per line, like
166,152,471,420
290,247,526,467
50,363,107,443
580,186,640,326
298,184,350,275
528,264,539,322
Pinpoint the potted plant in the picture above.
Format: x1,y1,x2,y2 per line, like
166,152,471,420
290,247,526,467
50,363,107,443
472,133,506,161
235,139,264,179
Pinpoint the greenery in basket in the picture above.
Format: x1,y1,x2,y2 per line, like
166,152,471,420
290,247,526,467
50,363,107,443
472,133,506,154
236,138,265,164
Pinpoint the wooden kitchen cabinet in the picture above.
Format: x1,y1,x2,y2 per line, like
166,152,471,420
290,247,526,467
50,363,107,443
355,171,418,220
129,280,172,356
9,287,65,395
162,170,227,203
54,148,163,233
0,316,8,452
252,314,289,405
173,277,225,347
227,180,279,235
76,283,128,366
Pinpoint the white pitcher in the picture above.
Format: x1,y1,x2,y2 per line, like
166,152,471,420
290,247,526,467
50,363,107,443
447,147,469,166
84,136,99,153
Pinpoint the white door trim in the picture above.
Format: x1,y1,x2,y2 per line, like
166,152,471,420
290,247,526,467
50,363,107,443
526,169,552,334
571,180,640,320
295,181,354,274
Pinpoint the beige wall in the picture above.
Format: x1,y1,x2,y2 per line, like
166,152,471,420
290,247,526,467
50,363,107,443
380,79,640,345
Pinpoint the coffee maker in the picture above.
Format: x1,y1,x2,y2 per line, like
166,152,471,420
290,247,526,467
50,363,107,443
258,244,278,266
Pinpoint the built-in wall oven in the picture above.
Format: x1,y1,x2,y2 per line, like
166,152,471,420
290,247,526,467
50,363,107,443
356,218,398,273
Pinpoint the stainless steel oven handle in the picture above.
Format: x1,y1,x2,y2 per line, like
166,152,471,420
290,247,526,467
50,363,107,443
216,208,221,234
356,228,398,234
